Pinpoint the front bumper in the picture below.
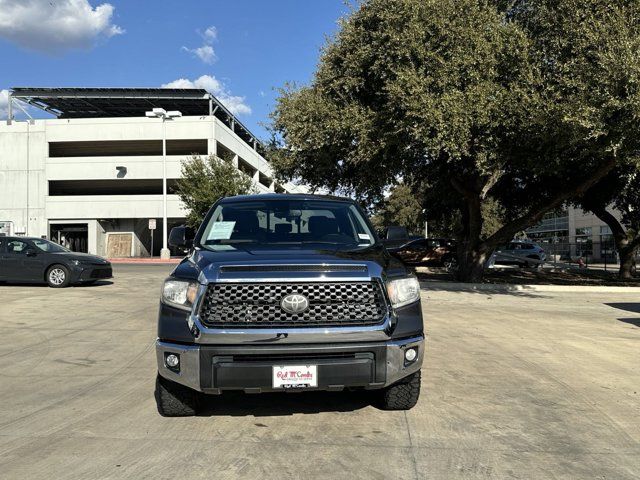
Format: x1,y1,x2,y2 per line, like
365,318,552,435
71,265,113,283
156,336,424,394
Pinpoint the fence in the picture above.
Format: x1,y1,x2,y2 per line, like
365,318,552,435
507,240,638,272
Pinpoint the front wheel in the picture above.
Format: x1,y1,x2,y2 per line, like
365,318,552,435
46,264,71,288
155,375,199,417
379,371,421,410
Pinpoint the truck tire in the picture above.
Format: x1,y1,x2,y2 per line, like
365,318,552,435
379,371,421,410
155,374,199,417
46,264,71,288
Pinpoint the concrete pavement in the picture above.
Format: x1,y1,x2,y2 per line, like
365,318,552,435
0,265,638,479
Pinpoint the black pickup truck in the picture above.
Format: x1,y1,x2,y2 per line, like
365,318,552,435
155,194,424,416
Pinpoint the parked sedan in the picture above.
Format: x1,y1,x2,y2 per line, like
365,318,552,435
388,237,457,268
491,241,546,268
0,236,112,287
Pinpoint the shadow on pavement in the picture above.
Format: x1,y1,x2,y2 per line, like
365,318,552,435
618,318,640,328
605,303,640,314
197,389,375,417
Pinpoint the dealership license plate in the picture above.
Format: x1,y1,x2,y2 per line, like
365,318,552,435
272,365,318,389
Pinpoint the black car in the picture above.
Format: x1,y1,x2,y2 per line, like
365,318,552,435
0,236,112,288
155,194,424,416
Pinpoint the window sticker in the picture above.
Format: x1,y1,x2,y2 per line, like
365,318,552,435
358,233,371,241
208,221,236,240
211,244,236,251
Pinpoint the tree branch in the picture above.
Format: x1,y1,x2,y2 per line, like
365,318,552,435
480,169,504,200
485,157,618,247
590,205,627,243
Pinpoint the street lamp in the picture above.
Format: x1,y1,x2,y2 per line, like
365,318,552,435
145,107,182,259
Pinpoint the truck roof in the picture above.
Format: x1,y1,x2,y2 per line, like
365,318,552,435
219,193,356,203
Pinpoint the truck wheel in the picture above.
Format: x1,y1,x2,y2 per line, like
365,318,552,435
155,374,199,417
46,264,71,288
379,371,421,410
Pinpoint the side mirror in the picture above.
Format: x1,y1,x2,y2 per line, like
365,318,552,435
168,225,195,249
25,248,38,257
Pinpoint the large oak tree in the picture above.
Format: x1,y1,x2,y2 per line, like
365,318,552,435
270,0,640,281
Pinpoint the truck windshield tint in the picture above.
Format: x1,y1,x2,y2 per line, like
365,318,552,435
198,199,376,251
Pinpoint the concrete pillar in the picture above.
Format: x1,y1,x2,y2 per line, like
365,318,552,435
208,106,217,156
7,93,12,124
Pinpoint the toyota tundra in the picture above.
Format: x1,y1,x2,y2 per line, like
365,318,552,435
155,194,424,416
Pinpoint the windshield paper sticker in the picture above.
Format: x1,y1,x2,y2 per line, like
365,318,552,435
358,233,371,241
208,221,236,240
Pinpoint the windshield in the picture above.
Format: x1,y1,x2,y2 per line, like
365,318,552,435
198,199,376,251
33,238,70,253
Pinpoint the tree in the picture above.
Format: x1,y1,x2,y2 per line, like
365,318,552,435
175,155,255,227
270,0,640,281
371,184,424,235
579,165,640,279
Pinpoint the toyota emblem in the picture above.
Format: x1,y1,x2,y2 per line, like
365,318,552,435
281,294,309,314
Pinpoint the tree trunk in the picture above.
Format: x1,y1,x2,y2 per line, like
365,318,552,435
455,192,489,282
457,248,489,282
618,246,635,279
589,205,637,279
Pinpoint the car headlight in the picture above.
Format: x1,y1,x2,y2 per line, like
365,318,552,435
386,276,421,308
162,279,199,311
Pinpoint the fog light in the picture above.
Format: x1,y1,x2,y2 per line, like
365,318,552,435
405,348,417,362
165,353,180,368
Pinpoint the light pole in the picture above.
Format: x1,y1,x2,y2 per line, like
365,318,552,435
145,107,182,259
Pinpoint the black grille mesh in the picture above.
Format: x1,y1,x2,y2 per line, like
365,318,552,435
199,282,387,328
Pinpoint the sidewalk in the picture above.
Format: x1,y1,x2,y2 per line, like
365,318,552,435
108,257,182,264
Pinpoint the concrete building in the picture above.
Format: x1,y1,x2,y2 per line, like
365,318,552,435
526,206,622,261
0,87,303,257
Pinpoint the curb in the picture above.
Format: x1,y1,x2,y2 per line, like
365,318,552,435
420,281,640,293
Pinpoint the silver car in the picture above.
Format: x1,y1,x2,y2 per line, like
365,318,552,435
491,241,546,268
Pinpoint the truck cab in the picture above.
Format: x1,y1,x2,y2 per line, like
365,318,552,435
155,194,424,416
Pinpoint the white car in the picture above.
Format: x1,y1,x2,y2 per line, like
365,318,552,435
490,241,547,268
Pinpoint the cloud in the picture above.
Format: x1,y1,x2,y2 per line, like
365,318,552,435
0,89,9,119
183,24,217,65
200,26,217,43
0,0,124,53
162,75,252,116
182,44,216,64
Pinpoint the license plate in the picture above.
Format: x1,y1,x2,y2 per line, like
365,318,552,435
272,365,317,389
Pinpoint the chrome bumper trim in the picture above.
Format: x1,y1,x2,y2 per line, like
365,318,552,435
156,335,424,392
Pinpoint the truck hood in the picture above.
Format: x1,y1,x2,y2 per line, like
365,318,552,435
172,245,408,282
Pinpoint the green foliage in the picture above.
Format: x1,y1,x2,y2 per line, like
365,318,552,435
270,0,640,280
371,184,424,235
175,155,255,227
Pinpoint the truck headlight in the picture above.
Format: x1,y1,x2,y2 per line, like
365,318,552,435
162,279,199,311
386,276,421,308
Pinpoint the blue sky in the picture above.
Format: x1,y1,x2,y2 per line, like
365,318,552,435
0,0,351,138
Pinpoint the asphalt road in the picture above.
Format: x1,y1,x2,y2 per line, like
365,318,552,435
0,265,638,479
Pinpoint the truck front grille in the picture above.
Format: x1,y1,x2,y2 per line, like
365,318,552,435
199,282,387,328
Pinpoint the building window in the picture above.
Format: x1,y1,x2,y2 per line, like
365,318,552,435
48,179,180,196
49,139,207,157
575,227,592,256
600,225,615,258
